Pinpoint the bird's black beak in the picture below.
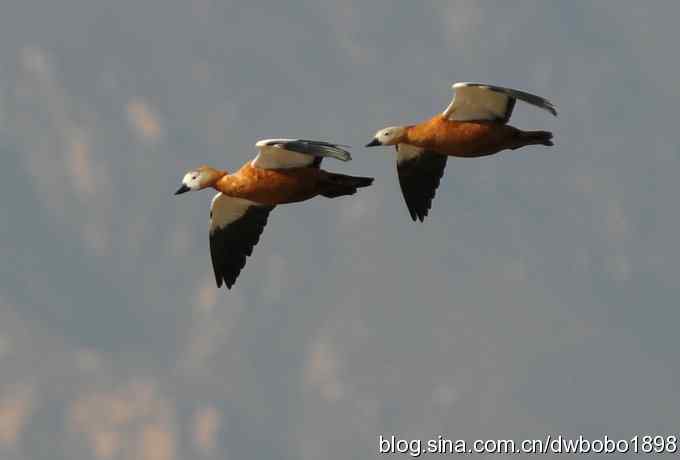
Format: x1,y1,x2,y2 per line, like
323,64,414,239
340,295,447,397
365,138,381,147
174,184,190,195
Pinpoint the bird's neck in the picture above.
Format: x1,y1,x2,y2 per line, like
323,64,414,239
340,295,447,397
401,125,417,144
214,171,236,193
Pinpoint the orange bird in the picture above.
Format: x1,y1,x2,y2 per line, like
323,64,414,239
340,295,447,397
366,82,557,222
175,139,373,289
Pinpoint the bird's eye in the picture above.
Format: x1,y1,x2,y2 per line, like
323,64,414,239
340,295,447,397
192,175,198,180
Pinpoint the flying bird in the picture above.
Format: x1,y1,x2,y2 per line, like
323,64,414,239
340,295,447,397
175,139,373,289
366,82,557,222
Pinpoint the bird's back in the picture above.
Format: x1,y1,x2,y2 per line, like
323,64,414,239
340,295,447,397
216,163,326,205
405,115,522,157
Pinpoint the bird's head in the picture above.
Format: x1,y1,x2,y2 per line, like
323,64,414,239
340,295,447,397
174,166,225,195
366,126,406,147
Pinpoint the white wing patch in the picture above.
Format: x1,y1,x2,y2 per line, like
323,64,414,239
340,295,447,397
209,193,258,233
445,84,510,121
442,82,557,122
252,140,316,170
396,144,425,164
251,138,351,170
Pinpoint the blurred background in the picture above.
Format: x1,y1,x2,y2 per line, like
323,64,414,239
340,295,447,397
1,0,680,458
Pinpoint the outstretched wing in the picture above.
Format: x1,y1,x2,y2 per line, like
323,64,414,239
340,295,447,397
395,144,448,222
251,138,351,170
442,82,557,123
209,193,275,289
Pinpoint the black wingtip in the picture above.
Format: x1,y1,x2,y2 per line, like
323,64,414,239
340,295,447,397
407,207,418,222
412,210,426,223
356,176,374,188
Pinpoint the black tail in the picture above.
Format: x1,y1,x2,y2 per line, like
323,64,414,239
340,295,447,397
521,130,554,147
321,173,374,198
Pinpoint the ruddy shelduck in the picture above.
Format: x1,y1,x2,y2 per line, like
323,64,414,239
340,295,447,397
175,139,373,289
366,82,557,222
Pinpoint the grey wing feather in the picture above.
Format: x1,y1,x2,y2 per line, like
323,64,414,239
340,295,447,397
262,139,352,162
